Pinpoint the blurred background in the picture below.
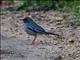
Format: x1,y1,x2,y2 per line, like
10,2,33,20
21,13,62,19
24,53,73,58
0,0,80,25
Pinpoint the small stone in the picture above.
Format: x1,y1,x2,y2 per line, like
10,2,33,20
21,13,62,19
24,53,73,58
69,40,75,44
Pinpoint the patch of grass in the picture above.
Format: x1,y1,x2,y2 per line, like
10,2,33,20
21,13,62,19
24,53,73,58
69,1,80,26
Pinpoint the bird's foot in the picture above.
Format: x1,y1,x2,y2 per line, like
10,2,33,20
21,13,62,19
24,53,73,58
31,41,35,45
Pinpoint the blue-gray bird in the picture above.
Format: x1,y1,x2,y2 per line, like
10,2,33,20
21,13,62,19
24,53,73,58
23,17,59,45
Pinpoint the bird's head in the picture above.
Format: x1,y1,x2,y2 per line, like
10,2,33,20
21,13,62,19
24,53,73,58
23,17,33,23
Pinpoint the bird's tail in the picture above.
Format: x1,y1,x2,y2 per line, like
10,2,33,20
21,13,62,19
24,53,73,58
45,32,59,36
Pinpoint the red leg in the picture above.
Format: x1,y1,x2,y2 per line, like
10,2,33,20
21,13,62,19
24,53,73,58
31,35,37,45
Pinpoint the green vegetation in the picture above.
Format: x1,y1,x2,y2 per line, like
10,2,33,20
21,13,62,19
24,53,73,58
1,0,80,25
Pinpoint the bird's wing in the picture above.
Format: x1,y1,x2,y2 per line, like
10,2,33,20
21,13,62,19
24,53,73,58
28,23,45,33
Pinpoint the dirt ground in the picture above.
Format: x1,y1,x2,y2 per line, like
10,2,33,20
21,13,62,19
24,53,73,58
1,10,80,60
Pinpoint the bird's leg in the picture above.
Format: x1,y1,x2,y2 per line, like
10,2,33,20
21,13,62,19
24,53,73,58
31,35,37,45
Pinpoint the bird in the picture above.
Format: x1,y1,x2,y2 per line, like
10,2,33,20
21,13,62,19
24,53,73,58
23,17,59,45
